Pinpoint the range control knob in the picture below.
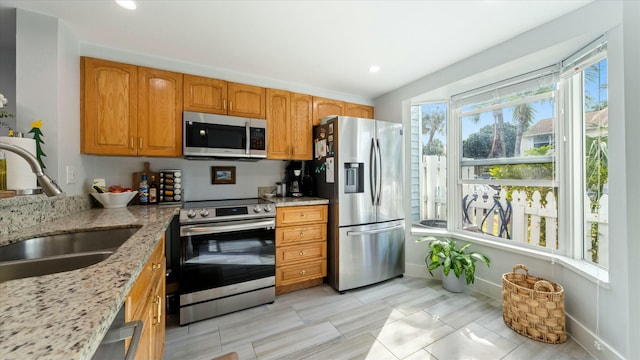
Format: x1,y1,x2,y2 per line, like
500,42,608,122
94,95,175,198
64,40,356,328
200,209,210,217
253,205,263,213
187,209,197,218
263,204,273,213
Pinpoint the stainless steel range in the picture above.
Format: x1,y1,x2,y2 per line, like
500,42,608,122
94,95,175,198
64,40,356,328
178,198,275,325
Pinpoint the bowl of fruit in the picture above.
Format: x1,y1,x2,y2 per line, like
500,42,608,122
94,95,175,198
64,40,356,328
91,185,137,209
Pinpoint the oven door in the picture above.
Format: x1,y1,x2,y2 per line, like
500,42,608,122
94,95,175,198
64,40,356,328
183,111,266,158
179,219,275,296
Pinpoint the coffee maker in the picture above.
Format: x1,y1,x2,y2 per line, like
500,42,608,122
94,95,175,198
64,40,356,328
286,161,303,197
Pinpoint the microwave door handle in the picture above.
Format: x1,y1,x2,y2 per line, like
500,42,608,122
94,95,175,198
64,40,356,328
245,121,251,155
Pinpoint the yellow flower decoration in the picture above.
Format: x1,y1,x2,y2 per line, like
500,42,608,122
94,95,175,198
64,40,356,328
31,119,43,129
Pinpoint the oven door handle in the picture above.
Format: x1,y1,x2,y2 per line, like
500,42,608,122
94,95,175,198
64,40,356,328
180,219,275,236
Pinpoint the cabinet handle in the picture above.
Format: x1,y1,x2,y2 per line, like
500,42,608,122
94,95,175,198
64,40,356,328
139,137,143,150
151,263,161,270
299,250,306,256
229,101,233,112
223,99,227,111
130,137,134,149
152,295,162,325
299,269,306,275
298,232,304,237
300,213,307,218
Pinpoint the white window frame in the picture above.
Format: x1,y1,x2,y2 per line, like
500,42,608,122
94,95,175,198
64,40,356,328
411,36,610,282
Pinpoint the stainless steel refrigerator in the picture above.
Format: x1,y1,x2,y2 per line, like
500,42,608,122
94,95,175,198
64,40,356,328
313,116,404,292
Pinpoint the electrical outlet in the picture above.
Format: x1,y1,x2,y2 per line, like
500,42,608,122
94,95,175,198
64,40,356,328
66,165,76,184
594,340,602,351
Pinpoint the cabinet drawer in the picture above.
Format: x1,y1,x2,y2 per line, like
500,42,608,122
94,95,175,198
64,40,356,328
276,241,326,265
126,236,165,320
276,205,327,227
276,223,326,246
276,259,327,286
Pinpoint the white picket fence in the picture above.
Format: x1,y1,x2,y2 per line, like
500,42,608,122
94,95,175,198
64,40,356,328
421,155,609,266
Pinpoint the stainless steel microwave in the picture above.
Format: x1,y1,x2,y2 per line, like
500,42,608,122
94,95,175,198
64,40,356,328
183,111,267,159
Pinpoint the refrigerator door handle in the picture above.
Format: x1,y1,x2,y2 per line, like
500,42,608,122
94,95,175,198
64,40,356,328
375,138,382,205
346,223,404,236
369,138,376,205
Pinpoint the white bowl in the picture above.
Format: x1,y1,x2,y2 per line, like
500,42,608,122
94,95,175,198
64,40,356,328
263,193,275,199
91,191,137,208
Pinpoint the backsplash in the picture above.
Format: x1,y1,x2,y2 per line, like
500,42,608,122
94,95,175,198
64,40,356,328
0,194,92,236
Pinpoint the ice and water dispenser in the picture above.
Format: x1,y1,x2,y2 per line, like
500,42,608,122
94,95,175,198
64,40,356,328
344,162,364,193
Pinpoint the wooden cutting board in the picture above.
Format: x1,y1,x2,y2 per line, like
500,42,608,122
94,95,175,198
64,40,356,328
0,190,16,198
131,162,159,205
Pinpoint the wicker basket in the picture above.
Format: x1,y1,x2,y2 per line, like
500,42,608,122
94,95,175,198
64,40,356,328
502,264,567,344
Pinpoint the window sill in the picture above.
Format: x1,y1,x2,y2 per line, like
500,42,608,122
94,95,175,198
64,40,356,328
410,224,609,286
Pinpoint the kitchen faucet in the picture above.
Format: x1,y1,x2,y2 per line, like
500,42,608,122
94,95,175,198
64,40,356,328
0,143,63,196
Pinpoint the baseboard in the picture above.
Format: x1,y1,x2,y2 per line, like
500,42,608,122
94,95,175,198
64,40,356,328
565,314,625,360
403,266,625,360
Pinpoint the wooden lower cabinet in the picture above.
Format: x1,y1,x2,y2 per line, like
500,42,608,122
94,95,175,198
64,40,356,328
275,205,328,295
125,235,166,360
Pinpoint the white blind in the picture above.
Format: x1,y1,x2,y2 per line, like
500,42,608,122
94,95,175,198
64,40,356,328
451,65,560,109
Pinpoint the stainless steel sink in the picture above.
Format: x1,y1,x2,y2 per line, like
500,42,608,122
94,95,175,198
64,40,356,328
0,251,114,282
0,227,140,282
0,227,139,262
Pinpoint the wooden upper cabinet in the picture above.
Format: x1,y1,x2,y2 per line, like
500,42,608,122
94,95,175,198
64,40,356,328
81,57,138,155
345,102,374,119
266,90,312,160
266,89,291,160
290,93,313,159
312,97,344,126
81,57,182,157
138,67,183,157
183,74,227,114
228,82,266,119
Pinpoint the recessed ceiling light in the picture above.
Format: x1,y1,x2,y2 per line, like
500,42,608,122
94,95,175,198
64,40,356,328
369,65,381,73
115,0,137,10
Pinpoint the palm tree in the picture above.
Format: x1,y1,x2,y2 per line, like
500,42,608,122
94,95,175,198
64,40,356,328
488,108,506,158
422,108,445,155
512,103,536,156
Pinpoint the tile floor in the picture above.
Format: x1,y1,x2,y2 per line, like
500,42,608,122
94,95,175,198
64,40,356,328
164,276,595,360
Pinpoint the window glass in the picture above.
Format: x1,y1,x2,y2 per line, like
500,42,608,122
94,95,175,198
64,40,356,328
582,58,608,268
411,102,447,224
457,81,559,249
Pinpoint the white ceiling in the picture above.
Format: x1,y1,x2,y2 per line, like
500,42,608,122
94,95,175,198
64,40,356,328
1,0,591,100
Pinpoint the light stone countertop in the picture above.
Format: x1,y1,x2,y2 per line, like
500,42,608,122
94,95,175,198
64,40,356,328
0,205,180,360
264,196,329,207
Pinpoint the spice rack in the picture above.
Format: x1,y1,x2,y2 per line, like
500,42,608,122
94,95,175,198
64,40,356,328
159,169,183,204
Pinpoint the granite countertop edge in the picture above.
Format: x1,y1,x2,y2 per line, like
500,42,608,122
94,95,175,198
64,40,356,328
265,196,329,207
0,205,180,360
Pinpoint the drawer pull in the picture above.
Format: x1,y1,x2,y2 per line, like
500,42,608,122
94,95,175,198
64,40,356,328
298,232,304,237
300,213,307,218
151,263,161,270
299,269,306,275
299,250,306,256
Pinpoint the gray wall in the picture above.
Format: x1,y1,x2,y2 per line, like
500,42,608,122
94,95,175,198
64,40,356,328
374,1,635,358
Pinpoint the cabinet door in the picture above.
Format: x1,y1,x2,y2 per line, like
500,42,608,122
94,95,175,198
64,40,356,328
81,57,138,155
290,92,313,160
183,74,228,114
138,67,183,157
228,82,266,119
312,97,344,126
345,102,374,119
266,89,291,160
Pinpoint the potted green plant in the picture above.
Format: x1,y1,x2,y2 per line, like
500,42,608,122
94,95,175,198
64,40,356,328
417,236,490,292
